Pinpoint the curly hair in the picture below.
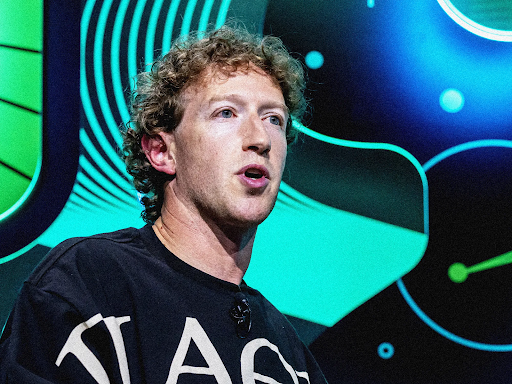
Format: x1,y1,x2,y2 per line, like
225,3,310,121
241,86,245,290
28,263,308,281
122,25,307,224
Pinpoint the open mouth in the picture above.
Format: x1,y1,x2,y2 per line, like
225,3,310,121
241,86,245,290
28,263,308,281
238,165,270,188
245,169,264,179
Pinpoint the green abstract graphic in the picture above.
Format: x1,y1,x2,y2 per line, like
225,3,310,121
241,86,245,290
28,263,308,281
0,0,43,221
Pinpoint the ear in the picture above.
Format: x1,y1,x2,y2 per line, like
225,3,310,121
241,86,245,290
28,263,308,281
141,132,176,175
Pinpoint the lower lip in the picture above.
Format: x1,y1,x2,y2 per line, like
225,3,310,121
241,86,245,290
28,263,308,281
238,174,269,189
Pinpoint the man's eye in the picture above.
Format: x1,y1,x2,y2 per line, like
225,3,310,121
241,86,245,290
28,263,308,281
269,115,282,126
220,110,233,118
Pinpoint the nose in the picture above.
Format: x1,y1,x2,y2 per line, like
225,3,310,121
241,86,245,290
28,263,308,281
242,115,271,155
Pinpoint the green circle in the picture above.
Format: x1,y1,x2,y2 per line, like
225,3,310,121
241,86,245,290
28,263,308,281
448,262,468,283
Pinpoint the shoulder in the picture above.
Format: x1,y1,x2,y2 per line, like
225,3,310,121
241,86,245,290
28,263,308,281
28,226,144,286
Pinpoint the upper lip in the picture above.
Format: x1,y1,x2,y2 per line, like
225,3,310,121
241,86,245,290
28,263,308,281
238,164,270,179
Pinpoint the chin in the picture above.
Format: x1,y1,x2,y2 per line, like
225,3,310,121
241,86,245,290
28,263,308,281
218,197,277,229
229,207,274,229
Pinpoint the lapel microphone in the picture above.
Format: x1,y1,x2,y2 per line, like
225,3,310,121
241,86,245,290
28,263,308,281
230,292,252,339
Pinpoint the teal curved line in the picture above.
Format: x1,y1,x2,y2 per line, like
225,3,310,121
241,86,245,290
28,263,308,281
423,139,512,172
65,203,87,215
180,0,199,37
145,0,166,65
279,182,325,213
198,0,215,38
73,182,120,213
76,166,137,212
79,156,139,211
80,129,136,199
293,121,429,234
0,240,40,265
111,0,131,124
162,0,181,54
82,0,97,50
128,0,148,86
81,0,128,177
76,171,126,210
276,190,301,211
398,139,512,352
215,0,232,28
68,190,107,211
397,279,512,351
94,0,124,149
79,154,126,201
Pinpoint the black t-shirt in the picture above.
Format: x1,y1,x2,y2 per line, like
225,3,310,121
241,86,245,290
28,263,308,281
0,225,327,383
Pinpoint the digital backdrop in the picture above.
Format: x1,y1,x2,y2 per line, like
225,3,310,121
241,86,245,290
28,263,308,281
1,0,512,382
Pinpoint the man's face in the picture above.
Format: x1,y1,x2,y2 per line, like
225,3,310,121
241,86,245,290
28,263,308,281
167,65,288,230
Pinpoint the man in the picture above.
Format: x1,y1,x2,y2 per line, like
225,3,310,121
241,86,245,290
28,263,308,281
0,26,327,383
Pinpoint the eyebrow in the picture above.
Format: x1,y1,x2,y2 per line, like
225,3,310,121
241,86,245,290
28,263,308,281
208,94,289,117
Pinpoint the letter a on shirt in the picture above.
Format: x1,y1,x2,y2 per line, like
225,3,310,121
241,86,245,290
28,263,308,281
166,317,232,384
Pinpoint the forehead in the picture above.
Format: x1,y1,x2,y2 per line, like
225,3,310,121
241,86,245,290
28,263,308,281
184,64,284,102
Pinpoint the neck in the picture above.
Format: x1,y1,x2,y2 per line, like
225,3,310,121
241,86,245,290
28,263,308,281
152,185,257,285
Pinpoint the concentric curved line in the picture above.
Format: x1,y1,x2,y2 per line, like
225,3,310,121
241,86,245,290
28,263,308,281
162,0,182,54
81,0,128,177
79,157,135,208
145,0,166,64
128,0,148,84
111,0,132,124
76,171,132,211
94,0,124,149
73,183,120,212
79,129,135,196
181,0,199,36
68,190,107,211
198,0,216,37
215,0,231,29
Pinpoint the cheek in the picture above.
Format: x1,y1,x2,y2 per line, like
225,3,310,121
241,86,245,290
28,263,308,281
175,131,207,164
274,137,288,167
182,140,226,181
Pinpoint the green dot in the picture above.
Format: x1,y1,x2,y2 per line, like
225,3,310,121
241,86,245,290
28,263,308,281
448,262,468,283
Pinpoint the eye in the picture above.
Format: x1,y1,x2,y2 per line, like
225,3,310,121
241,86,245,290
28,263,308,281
220,109,233,118
268,115,283,126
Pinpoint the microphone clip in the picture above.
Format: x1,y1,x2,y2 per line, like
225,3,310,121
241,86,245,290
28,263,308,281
230,292,252,339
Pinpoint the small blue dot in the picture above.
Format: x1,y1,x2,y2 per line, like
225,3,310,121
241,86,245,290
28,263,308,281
305,51,324,70
440,88,465,113
378,342,394,359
